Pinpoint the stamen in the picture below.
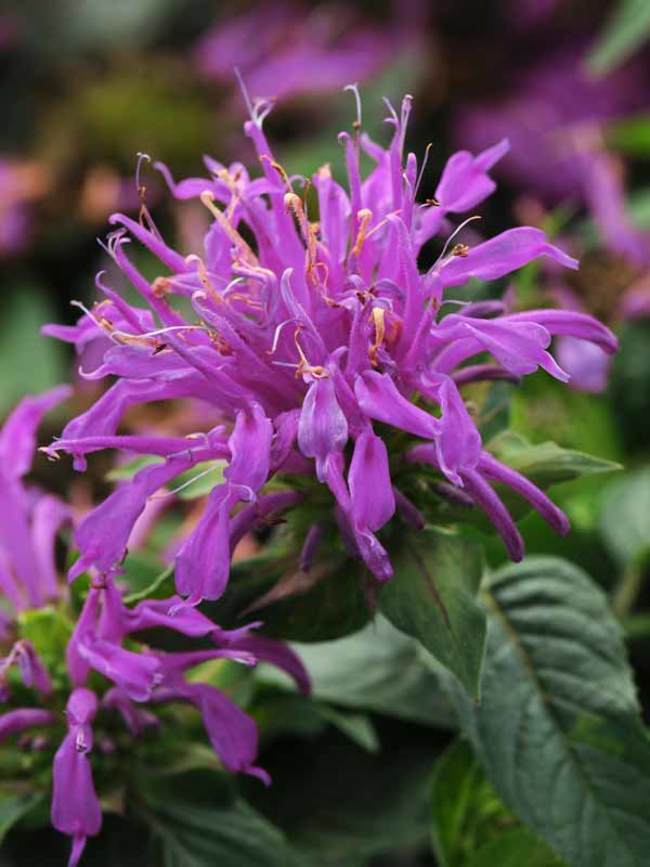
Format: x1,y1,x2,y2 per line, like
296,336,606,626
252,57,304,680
70,300,206,348
344,83,362,132
150,463,223,500
293,328,327,379
369,306,386,367
414,143,433,201
200,191,257,264
351,208,373,257
234,66,255,121
185,254,222,300
431,215,482,271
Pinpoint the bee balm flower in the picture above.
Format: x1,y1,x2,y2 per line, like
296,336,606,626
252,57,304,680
46,94,617,601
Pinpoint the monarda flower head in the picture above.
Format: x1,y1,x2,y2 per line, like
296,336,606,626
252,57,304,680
0,388,308,866
45,93,617,603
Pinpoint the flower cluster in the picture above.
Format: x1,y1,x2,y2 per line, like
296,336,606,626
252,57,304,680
0,390,308,866
44,94,617,602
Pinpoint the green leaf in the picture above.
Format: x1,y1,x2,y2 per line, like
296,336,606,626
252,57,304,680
107,456,163,481
489,431,620,488
465,829,566,867
431,739,565,867
274,616,456,726
137,770,294,867
587,0,650,75
379,527,486,698
203,551,371,643
124,564,174,604
599,469,650,568
445,557,650,867
0,286,67,416
316,706,379,753
0,792,44,845
608,114,650,157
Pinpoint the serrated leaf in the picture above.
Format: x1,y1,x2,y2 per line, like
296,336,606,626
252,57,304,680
273,616,455,726
444,557,650,867
489,432,620,487
137,771,294,867
379,527,486,698
0,791,44,845
431,739,565,867
587,0,650,76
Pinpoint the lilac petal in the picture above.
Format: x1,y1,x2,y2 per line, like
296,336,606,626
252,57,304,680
298,377,348,479
506,309,618,354
67,687,99,727
555,336,611,393
108,213,188,274
461,468,524,561
70,453,209,581
51,734,102,838
452,364,520,386
66,589,100,687
230,635,310,695
478,452,570,535
128,596,219,638
77,639,161,702
299,522,324,572
435,139,508,213
438,227,578,288
175,486,232,602
0,549,25,611
419,374,482,484
15,641,52,695
438,316,569,381
226,402,273,493
348,429,395,532
0,479,43,607
102,688,159,736
30,494,70,601
0,385,71,480
353,528,394,581
178,682,266,780
0,708,56,743
355,371,439,440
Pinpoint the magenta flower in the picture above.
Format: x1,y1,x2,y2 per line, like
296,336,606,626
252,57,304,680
45,95,616,601
0,387,308,865
194,2,421,108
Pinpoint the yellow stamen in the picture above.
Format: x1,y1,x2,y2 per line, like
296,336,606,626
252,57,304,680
369,306,386,367
351,208,373,258
200,191,257,265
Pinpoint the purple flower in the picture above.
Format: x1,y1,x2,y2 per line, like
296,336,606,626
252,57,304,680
193,2,422,109
51,688,102,867
47,95,616,594
0,388,308,863
0,386,71,610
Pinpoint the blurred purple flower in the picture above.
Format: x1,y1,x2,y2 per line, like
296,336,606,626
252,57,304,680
455,49,646,204
45,94,616,593
195,2,423,107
